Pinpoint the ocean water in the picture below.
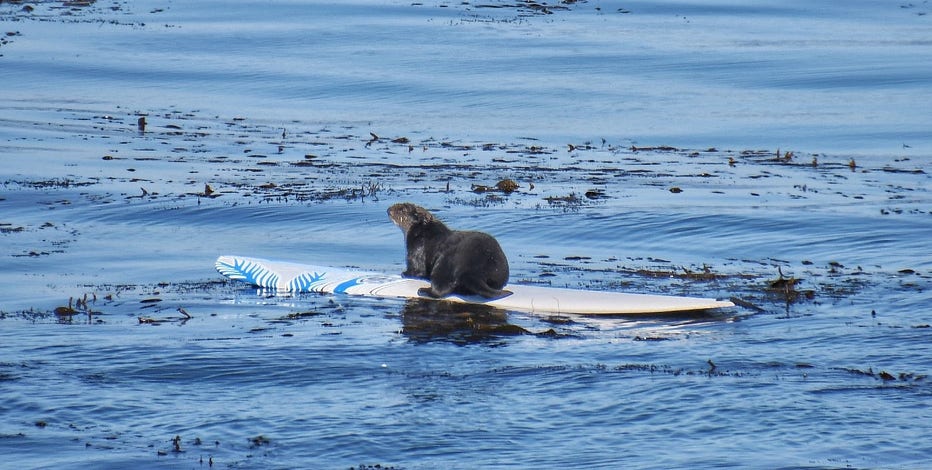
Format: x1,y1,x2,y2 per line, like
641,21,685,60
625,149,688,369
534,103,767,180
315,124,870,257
1,1,930,469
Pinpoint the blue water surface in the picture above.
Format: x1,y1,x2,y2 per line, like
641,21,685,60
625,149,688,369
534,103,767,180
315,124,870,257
1,1,931,469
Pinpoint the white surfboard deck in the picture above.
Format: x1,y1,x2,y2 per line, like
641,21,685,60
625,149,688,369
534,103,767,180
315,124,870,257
216,255,734,315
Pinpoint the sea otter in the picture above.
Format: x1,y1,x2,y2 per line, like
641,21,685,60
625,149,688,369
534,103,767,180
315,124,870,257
388,203,509,299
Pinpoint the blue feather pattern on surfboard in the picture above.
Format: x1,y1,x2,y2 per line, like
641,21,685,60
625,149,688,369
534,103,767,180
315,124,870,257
291,271,326,292
216,257,330,292
216,257,280,288
215,256,410,294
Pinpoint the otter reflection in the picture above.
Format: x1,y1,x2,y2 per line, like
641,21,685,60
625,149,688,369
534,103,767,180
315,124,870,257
400,298,529,345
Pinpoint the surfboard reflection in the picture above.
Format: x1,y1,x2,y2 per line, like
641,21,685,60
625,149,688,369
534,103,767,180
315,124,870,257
400,299,529,345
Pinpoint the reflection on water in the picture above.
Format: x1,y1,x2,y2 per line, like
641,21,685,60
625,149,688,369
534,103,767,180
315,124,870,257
399,298,530,345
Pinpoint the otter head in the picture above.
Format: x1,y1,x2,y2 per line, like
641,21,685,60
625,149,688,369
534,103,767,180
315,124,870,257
388,203,435,233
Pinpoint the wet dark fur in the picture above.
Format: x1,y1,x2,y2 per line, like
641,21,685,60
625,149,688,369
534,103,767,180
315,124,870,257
388,203,509,299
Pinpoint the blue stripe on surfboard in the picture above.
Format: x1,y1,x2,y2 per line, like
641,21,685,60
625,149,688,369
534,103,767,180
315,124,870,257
333,278,362,294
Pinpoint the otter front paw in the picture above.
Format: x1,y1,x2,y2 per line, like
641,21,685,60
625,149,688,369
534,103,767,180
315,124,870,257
417,287,441,298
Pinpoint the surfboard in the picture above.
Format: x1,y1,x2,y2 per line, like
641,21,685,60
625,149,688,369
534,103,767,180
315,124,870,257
215,255,734,315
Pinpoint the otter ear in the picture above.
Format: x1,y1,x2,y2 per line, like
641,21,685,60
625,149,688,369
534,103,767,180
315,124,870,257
413,208,433,224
